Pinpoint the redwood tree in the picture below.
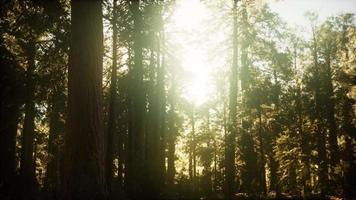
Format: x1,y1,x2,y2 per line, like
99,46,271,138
62,0,106,199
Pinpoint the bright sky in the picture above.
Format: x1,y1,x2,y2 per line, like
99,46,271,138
268,0,356,27
168,0,356,106
167,0,212,106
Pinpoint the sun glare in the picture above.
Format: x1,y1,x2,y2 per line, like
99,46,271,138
169,0,214,106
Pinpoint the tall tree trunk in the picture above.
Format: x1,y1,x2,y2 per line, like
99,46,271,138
105,0,118,192
312,28,328,197
20,41,37,197
45,87,63,196
240,1,249,91
269,70,281,197
190,110,197,196
293,45,311,197
258,110,267,196
324,53,338,170
0,40,22,196
63,1,106,199
145,48,160,199
343,106,355,199
225,0,238,199
127,0,145,198
158,28,167,192
0,99,20,195
167,85,177,193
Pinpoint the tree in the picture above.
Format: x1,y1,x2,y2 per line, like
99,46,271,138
126,0,146,199
225,0,238,199
307,12,329,196
105,0,118,193
0,32,24,197
62,0,106,199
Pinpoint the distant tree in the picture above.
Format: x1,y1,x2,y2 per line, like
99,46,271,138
225,0,238,199
105,0,119,193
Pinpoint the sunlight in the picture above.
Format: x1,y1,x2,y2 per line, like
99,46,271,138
169,0,213,106
181,49,213,106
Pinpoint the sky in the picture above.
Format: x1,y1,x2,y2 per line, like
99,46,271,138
268,0,356,27
168,0,356,106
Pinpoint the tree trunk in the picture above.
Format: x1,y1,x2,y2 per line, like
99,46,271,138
105,0,118,192
240,1,249,91
312,28,328,197
20,41,37,197
158,28,167,193
258,110,267,196
225,0,238,199
127,0,146,198
167,92,177,193
294,45,311,197
145,48,161,199
0,98,20,195
269,70,281,197
324,53,338,170
62,1,106,199
45,87,63,196
191,110,197,196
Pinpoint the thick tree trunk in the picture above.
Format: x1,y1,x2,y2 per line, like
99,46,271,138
0,100,20,195
20,41,37,197
127,0,145,198
0,41,22,196
63,1,106,199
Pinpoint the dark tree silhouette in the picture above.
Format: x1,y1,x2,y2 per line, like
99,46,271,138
62,0,106,199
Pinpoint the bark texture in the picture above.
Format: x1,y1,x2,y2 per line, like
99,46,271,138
63,1,106,199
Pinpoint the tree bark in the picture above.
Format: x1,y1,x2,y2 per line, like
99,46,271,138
0,97,20,195
20,41,37,197
63,1,106,199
